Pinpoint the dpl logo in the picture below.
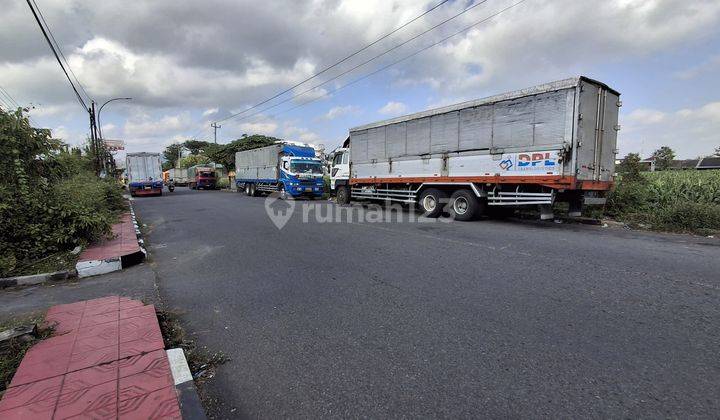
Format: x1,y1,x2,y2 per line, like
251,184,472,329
517,152,556,167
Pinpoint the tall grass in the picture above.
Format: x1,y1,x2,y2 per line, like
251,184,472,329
606,170,720,234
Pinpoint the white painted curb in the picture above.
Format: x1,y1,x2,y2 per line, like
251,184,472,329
167,348,193,385
76,258,122,278
74,200,146,278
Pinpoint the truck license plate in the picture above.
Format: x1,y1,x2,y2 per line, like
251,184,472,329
305,187,312,192
144,186,151,190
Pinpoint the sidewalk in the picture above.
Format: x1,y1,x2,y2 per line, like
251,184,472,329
0,296,181,419
76,212,144,278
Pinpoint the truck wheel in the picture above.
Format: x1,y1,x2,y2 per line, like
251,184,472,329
249,184,257,197
418,188,447,218
279,184,289,200
244,183,251,196
449,190,481,221
336,185,350,205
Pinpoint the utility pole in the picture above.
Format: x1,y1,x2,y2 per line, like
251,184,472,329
211,122,221,144
90,101,102,175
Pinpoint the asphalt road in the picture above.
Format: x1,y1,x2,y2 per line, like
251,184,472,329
133,188,720,418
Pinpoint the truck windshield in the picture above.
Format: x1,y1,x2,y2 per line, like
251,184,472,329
290,161,323,174
199,172,215,177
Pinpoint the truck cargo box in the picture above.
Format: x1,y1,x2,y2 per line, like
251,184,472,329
349,76,620,189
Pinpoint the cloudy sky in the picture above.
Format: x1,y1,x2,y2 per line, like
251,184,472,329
1,0,719,159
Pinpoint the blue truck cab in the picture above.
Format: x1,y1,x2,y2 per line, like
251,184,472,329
235,143,325,199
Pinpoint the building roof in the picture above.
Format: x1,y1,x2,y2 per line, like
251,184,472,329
697,157,720,169
670,159,700,169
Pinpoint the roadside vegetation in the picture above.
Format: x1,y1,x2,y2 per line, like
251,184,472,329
0,312,52,391
0,107,125,277
607,151,720,234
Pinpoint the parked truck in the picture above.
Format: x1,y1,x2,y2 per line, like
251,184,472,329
329,76,620,220
126,152,163,197
167,168,189,186
235,143,324,199
187,165,217,190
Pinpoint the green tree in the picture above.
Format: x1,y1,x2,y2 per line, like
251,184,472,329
182,139,212,155
208,135,281,170
163,143,183,168
178,154,211,168
652,146,675,171
617,152,645,181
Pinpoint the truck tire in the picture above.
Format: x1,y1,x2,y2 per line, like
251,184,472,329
279,184,289,200
249,183,257,197
244,183,251,196
449,190,481,221
418,188,447,218
336,185,350,205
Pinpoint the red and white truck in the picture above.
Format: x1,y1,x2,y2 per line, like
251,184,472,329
329,76,620,220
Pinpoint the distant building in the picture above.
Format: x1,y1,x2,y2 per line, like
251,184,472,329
670,159,700,170
696,157,720,170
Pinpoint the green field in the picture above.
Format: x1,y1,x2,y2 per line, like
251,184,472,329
606,170,720,234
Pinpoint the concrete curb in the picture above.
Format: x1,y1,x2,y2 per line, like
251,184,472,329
167,348,207,420
76,201,147,278
0,270,74,289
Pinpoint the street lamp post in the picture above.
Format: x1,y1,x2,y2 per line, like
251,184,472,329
97,97,132,139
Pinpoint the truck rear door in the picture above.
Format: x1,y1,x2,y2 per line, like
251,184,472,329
575,80,620,182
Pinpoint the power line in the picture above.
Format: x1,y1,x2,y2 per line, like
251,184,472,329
214,0,455,125
215,0,487,126
31,0,91,103
233,0,528,129
25,0,89,113
220,0,506,127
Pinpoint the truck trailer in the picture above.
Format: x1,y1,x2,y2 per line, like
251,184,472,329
235,143,324,199
167,168,189,186
330,76,620,220
187,165,217,190
126,152,163,197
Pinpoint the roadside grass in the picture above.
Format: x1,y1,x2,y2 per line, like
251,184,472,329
0,312,53,392
606,170,720,234
6,250,79,278
155,308,229,414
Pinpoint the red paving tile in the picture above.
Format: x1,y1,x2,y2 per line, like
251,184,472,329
118,350,170,379
118,365,174,402
62,362,119,394
0,376,62,412
55,379,118,419
0,297,181,420
78,213,139,263
119,336,164,359
0,397,56,419
118,305,155,320
118,386,181,420
68,345,119,372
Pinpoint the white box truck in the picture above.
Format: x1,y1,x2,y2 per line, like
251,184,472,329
330,76,620,220
126,152,163,197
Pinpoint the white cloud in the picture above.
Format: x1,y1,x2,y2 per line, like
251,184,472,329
202,108,219,117
625,109,667,125
620,101,720,158
237,121,278,135
320,105,361,120
378,101,407,116
674,55,720,79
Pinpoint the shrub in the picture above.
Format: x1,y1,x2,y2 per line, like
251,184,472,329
606,170,720,234
0,108,125,276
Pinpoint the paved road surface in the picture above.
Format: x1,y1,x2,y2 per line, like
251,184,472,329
133,188,720,418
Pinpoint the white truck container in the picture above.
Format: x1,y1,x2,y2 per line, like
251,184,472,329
126,152,163,197
330,76,621,220
167,168,189,186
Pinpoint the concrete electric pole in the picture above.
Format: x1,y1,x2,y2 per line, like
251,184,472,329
211,122,221,144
